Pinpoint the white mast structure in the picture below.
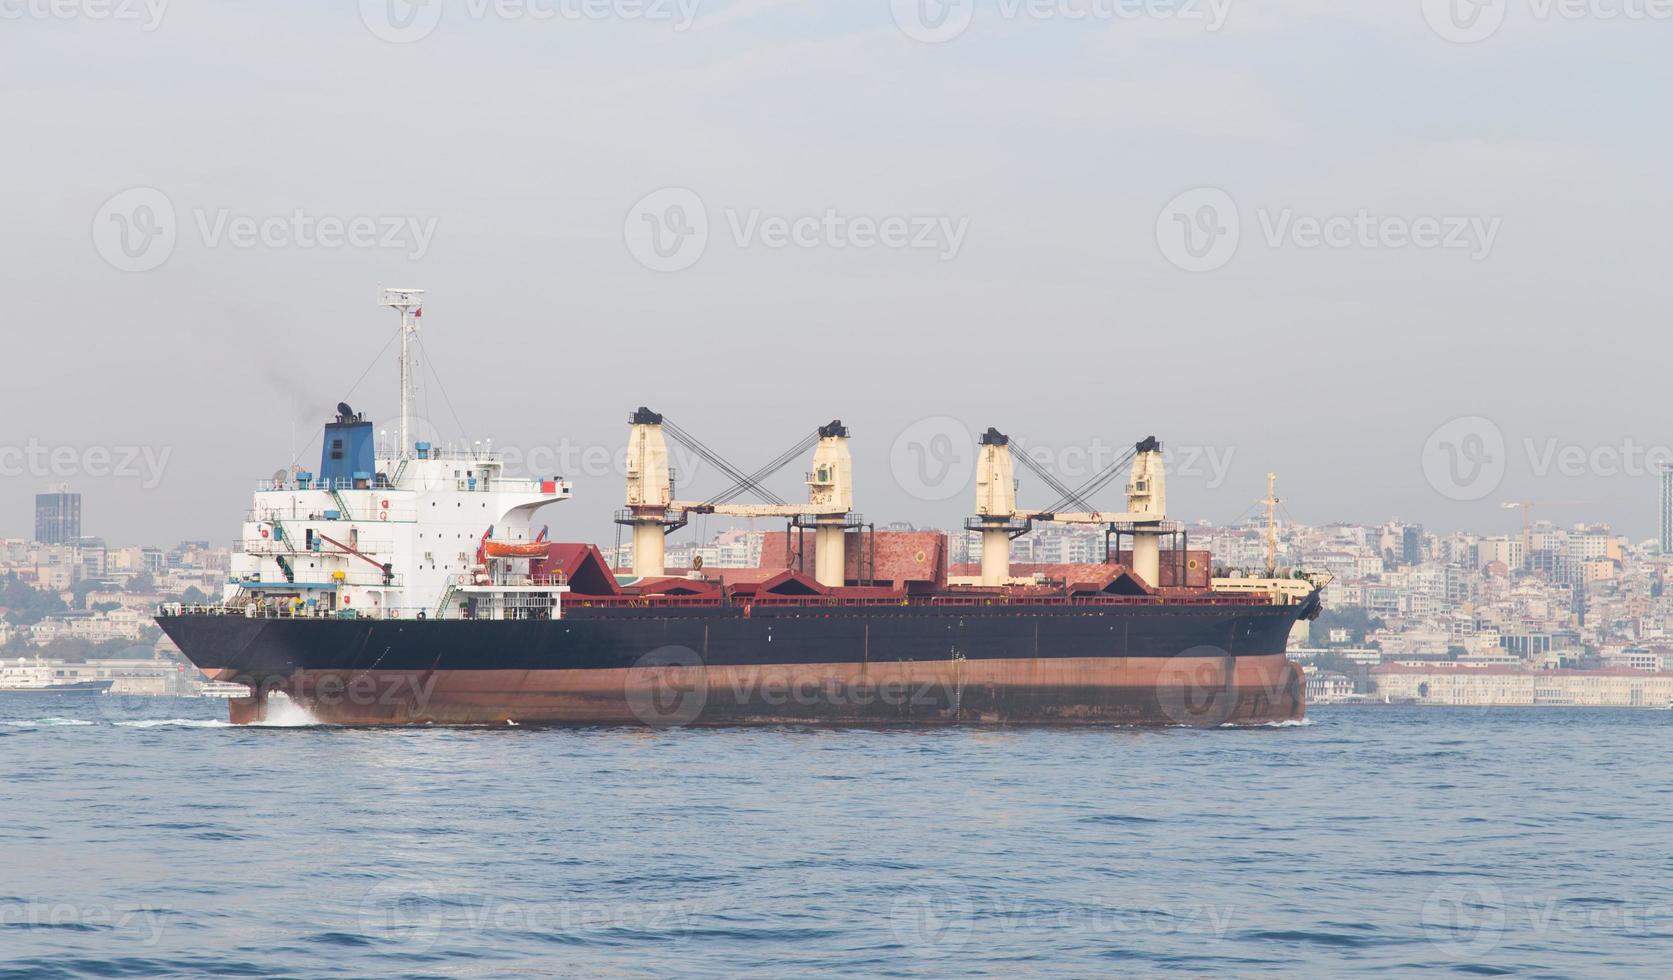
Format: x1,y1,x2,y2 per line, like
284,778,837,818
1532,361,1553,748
379,288,425,458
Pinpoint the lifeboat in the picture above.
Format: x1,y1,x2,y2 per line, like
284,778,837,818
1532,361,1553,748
484,541,549,559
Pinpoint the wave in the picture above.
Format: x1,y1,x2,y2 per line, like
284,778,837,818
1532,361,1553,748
255,692,323,727
116,719,234,729
114,693,321,730
117,716,323,730
1219,718,1317,728
1,717,96,727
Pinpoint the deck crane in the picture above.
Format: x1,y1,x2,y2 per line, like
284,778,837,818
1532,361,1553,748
620,410,857,586
968,431,1171,587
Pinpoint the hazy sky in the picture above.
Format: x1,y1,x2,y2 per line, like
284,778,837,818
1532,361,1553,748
3,0,1670,548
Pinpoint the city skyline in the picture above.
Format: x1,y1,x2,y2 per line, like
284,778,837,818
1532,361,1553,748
10,425,1671,551
9,507,1664,702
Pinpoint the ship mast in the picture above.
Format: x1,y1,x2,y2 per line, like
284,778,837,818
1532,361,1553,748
1264,471,1279,577
378,288,425,458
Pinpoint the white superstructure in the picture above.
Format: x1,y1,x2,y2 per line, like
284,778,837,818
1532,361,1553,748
217,293,573,621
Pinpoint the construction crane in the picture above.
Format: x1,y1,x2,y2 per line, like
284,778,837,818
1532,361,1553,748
1497,499,1595,571
1501,501,1533,571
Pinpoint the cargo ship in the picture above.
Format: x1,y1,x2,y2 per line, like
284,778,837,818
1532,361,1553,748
156,290,1327,728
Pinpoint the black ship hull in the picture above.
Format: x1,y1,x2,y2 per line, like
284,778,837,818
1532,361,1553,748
158,599,1312,727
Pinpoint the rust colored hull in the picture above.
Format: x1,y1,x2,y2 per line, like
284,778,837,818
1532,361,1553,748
215,654,1304,728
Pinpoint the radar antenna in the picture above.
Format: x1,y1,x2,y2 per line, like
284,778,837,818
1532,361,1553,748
378,288,425,459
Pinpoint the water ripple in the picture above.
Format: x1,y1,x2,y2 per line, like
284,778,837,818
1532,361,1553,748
4,699,1672,977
